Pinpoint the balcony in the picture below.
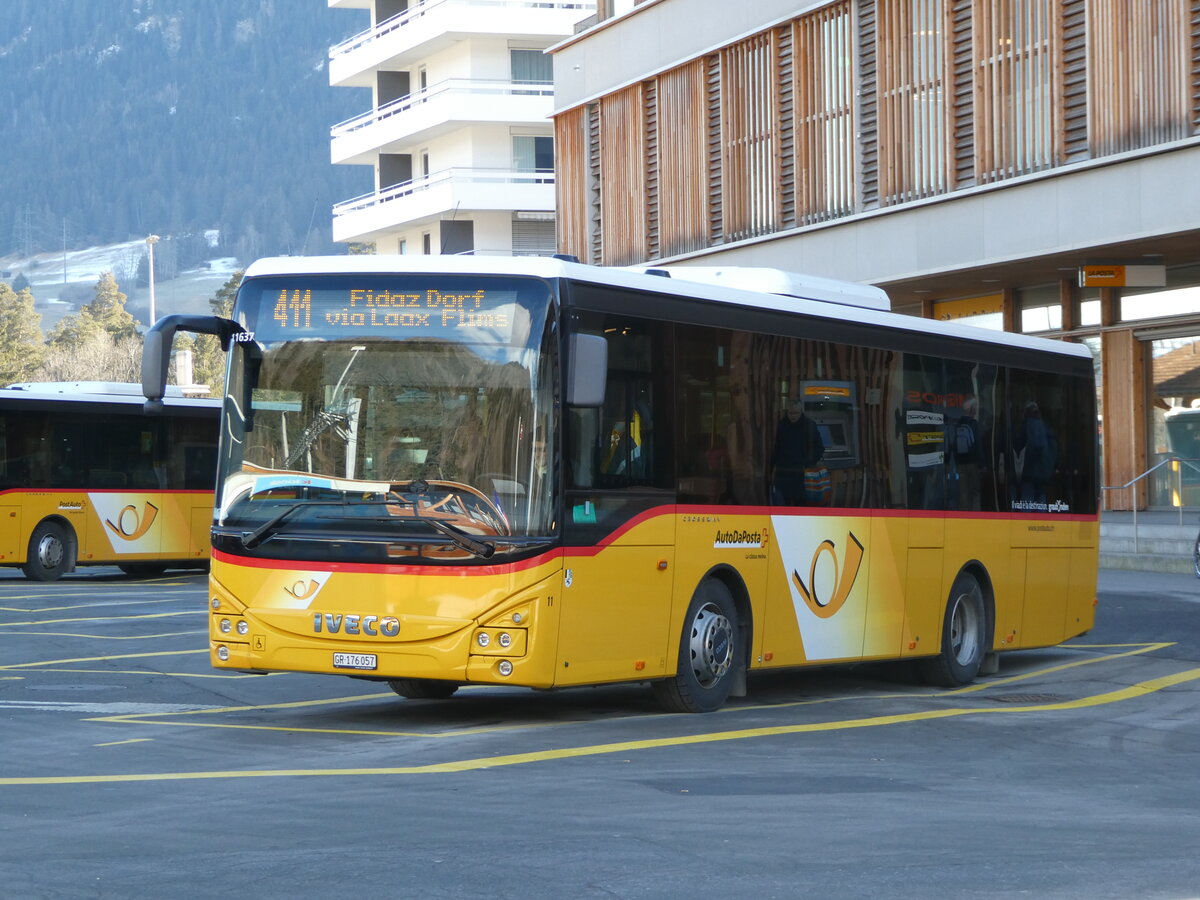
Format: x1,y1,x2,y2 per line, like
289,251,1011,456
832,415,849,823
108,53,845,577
332,79,554,165
332,167,556,243
329,0,595,87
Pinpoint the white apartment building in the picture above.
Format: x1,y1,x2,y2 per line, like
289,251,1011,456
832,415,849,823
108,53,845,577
327,0,595,256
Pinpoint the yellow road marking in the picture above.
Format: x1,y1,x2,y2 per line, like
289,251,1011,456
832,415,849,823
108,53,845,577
83,643,1174,737
4,665,1198,785
0,630,205,640
94,739,154,747
0,649,207,670
0,595,202,613
0,611,204,628
22,668,269,679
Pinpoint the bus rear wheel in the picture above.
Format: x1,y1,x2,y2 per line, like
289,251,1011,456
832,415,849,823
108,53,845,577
920,571,988,687
22,520,71,582
653,579,741,713
387,678,460,700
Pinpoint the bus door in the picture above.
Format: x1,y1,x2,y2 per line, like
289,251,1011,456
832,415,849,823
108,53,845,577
559,317,676,686
901,355,947,657
83,415,167,561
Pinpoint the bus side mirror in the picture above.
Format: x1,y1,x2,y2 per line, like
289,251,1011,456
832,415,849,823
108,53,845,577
142,314,242,413
567,333,607,408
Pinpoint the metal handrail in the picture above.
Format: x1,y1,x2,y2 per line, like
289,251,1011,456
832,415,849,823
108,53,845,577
1101,456,1200,551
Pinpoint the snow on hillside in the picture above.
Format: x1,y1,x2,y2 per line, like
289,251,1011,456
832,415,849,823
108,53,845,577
0,238,241,333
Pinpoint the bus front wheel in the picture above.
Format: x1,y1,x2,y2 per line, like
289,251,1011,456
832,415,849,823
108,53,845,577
654,579,741,713
23,520,72,582
919,571,988,687
387,678,460,700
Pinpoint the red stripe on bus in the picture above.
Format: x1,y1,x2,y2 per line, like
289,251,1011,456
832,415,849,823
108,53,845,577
211,547,564,577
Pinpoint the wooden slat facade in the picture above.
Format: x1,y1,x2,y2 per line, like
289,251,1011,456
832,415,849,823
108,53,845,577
553,0,1200,264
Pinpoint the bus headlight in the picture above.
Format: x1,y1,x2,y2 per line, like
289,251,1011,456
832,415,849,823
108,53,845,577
211,598,221,610
219,618,232,633
498,632,512,648
216,645,230,661
236,621,250,635
477,632,491,648
497,660,513,677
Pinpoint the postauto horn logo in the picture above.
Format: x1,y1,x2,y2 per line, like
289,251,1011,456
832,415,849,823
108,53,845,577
791,531,864,619
105,502,159,541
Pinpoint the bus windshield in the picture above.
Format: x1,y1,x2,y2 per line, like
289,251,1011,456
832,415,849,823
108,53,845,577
215,274,558,561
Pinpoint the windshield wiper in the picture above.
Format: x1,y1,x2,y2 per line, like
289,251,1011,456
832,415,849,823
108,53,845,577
239,498,496,558
241,500,334,549
422,519,495,559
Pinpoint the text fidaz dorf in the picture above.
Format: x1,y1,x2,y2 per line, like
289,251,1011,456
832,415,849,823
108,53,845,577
326,289,507,330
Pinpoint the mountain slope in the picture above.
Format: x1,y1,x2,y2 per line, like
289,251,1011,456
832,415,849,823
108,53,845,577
0,0,372,261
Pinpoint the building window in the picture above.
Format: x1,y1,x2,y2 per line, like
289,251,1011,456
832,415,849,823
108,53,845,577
510,49,552,85
793,3,855,220
877,0,947,202
1088,0,1191,155
720,31,778,240
513,135,554,175
973,0,1055,181
512,214,557,257
422,232,431,255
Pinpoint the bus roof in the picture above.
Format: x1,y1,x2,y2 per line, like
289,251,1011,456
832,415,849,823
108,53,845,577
0,385,219,410
242,255,1091,362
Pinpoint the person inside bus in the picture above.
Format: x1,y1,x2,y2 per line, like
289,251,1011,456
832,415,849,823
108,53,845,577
771,398,825,505
951,394,983,510
1014,399,1056,504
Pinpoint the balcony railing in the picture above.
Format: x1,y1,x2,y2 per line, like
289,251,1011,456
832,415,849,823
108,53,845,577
330,0,593,60
332,78,553,139
333,167,556,218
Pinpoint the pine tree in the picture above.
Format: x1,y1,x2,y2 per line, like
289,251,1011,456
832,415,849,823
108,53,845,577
0,282,47,384
81,271,139,340
189,270,243,395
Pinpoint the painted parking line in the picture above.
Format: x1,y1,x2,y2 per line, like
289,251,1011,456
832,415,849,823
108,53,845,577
0,648,208,670
0,630,205,640
0,595,205,613
79,641,1178,739
3,664,1198,786
0,611,205,628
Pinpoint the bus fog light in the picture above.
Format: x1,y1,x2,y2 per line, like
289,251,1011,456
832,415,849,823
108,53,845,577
216,645,230,661
498,632,512,648
477,632,491,648
219,618,232,633
236,621,249,635
498,660,513,677
211,598,221,610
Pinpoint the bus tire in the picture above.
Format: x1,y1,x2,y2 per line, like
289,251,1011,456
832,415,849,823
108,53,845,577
919,571,988,687
387,678,460,700
22,520,72,582
653,578,740,713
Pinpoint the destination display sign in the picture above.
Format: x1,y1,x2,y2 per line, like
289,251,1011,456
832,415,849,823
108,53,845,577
252,283,531,345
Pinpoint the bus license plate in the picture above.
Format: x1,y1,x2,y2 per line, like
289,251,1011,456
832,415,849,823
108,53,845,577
333,652,377,671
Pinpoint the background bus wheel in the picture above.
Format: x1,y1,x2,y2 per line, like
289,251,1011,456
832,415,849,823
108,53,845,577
22,520,71,582
653,579,740,713
920,571,988,687
387,678,460,700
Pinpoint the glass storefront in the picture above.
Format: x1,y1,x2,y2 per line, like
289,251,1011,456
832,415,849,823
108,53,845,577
1148,334,1200,507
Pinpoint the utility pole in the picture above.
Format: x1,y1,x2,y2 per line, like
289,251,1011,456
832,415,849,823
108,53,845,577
146,234,160,325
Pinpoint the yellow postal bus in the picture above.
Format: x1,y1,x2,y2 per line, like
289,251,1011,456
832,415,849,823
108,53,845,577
0,384,219,580
142,257,1098,711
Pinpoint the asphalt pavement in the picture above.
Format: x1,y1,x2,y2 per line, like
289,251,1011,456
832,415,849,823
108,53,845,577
1,566,1198,899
